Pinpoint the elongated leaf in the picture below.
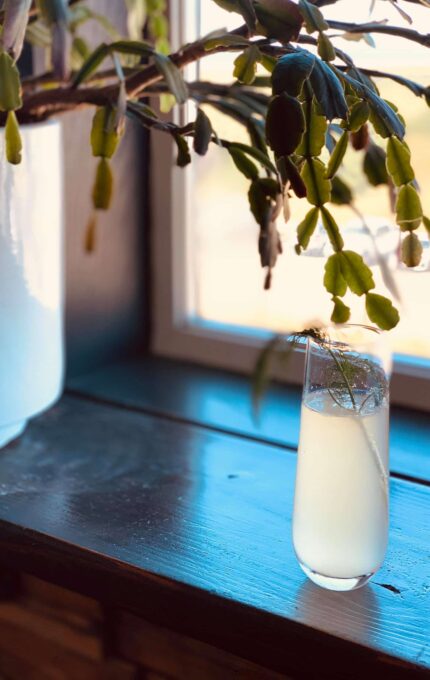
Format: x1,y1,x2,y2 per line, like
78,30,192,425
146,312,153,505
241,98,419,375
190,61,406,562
365,292,400,330
153,52,188,104
5,110,22,164
193,108,212,156
296,98,327,156
317,32,336,61
174,134,191,167
386,136,414,186
266,93,305,157
326,131,348,179
0,51,22,110
1,0,32,61
320,206,344,251
297,207,319,250
228,146,259,180
229,141,277,173
252,334,284,415
271,51,315,97
310,58,348,121
276,156,307,198
233,45,261,85
339,70,405,139
298,0,328,33
91,106,121,158
248,177,280,228
401,232,423,267
423,215,430,236
301,159,331,207
84,213,97,253
204,33,250,50
340,250,375,296
331,296,351,324
330,176,353,205
396,184,422,231
363,144,388,186
92,158,113,210
324,253,347,296
73,40,154,87
347,100,369,132
237,0,257,30
254,0,303,42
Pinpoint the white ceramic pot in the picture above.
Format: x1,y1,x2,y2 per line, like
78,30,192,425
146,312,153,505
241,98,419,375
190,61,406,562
0,119,64,447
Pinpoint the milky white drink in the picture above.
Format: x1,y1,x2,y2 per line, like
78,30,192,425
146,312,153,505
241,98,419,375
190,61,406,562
293,390,389,590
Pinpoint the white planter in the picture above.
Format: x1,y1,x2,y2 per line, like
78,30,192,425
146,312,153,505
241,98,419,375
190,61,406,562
0,119,64,447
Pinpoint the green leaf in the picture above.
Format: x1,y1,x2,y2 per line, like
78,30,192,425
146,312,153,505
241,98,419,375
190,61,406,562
324,253,347,296
228,146,259,180
265,93,305,157
260,54,277,74
233,45,261,85
298,0,328,33
248,177,280,228
276,156,307,198
229,141,277,174
90,106,121,159
423,215,430,236
271,51,315,97
5,110,22,164
193,108,212,156
92,158,113,210
296,207,319,250
340,250,375,296
301,159,331,207
237,0,257,30
296,98,327,157
326,131,348,179
254,0,303,43
330,176,353,205
174,134,191,167
347,100,369,132
203,33,250,50
0,51,22,111
363,144,388,186
365,292,400,331
153,52,188,105
317,33,335,62
309,58,348,121
331,296,351,324
401,232,423,267
72,41,154,87
386,137,415,187
395,184,422,231
320,207,344,251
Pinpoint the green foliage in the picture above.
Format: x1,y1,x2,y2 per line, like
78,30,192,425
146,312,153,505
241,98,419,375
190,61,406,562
386,137,415,186
91,107,121,159
266,93,305,156
92,158,113,210
0,52,22,111
320,207,343,251
365,293,400,331
233,45,261,84
271,52,315,97
331,296,350,324
5,110,22,164
302,159,331,207
193,109,213,156
324,253,347,297
296,207,319,250
401,232,423,267
228,146,259,179
363,145,389,187
298,0,328,33
395,184,423,231
325,131,348,179
339,251,375,296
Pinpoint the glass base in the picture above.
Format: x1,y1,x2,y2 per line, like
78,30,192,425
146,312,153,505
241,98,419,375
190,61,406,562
299,561,374,591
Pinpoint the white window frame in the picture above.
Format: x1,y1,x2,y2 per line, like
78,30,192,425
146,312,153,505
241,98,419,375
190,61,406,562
151,0,430,413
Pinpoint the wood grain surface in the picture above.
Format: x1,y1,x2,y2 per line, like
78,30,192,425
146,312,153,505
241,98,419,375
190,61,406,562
0,395,427,677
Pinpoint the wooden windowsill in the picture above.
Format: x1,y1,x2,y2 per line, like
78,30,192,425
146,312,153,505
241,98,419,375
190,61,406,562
0,357,427,678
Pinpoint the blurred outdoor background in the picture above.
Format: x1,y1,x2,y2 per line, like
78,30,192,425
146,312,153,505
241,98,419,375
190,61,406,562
187,0,430,359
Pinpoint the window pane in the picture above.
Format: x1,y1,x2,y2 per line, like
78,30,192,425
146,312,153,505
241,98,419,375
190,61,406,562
188,2,430,358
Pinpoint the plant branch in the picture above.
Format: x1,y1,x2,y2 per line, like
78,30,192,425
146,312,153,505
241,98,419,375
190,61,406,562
327,19,430,47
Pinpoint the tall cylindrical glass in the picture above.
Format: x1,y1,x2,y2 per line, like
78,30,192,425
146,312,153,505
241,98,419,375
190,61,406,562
292,325,391,591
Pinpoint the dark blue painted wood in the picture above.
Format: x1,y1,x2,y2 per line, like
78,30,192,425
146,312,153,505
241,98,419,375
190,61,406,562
0,395,428,677
68,356,430,483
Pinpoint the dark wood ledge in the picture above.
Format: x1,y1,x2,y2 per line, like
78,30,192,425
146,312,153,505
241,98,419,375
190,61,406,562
0,374,428,677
